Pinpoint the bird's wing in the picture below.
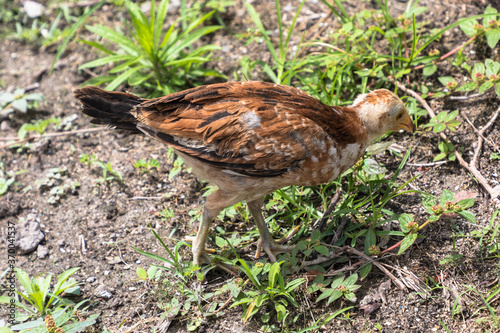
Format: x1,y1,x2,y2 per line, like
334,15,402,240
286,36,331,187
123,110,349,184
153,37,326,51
132,82,350,177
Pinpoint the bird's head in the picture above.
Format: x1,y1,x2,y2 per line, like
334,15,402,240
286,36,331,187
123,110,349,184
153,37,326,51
353,89,414,143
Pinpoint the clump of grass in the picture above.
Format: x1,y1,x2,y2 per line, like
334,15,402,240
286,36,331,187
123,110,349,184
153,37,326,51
78,0,224,97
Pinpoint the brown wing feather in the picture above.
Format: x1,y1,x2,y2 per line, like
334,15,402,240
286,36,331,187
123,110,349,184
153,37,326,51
131,81,365,177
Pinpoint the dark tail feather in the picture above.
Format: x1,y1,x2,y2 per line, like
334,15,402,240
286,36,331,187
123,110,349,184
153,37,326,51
74,86,145,132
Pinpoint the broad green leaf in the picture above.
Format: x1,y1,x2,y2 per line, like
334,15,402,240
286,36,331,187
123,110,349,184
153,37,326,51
436,111,448,122
343,273,358,286
459,18,477,37
398,233,418,254
438,141,447,152
399,213,414,232
38,274,52,301
359,263,372,280
478,81,494,94
316,288,334,303
275,303,286,322
457,198,474,209
456,81,478,92
485,59,500,76
268,261,281,289
458,210,477,224
423,64,437,77
440,189,455,205
363,158,387,175
25,93,43,101
433,123,446,133
472,62,485,77
327,290,343,304
52,268,80,296
12,99,27,112
62,313,100,333
311,229,321,242
365,228,376,254
438,76,456,86
0,178,15,196
136,267,148,280
428,215,439,222
15,268,33,294
447,120,461,128
484,6,498,16
445,110,459,122
330,273,345,289
486,28,500,49
496,83,500,98
314,245,330,256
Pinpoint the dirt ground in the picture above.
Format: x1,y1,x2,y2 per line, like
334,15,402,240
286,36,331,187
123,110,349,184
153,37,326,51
1,0,499,332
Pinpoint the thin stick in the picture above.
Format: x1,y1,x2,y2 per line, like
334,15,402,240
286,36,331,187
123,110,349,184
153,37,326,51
0,127,108,141
346,247,406,290
407,161,448,167
129,196,163,200
123,317,160,333
460,110,499,153
0,127,110,149
449,91,488,100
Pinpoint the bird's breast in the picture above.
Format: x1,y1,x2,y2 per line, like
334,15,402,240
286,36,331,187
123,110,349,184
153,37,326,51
283,138,367,186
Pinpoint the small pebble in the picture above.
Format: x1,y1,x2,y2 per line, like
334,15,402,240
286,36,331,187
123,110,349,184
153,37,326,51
100,290,112,299
37,245,49,259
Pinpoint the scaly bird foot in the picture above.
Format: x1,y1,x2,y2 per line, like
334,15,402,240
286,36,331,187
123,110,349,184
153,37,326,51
255,225,300,261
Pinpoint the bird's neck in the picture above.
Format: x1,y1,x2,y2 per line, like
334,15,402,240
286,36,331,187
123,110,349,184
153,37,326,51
325,105,368,146
356,105,386,144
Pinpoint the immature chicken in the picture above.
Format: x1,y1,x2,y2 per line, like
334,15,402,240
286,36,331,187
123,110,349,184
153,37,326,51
74,81,414,266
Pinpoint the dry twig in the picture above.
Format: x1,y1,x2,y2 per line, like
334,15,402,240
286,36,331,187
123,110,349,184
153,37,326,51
0,127,109,149
346,247,407,290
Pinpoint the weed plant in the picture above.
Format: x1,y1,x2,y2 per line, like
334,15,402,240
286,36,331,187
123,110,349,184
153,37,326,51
78,0,224,97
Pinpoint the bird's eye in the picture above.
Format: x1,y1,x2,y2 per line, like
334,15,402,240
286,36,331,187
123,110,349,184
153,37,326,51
396,112,403,120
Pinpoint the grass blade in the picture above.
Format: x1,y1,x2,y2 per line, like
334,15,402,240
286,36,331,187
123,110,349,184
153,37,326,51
50,0,105,73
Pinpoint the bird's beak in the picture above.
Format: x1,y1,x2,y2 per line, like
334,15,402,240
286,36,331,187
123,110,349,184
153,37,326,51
397,112,415,133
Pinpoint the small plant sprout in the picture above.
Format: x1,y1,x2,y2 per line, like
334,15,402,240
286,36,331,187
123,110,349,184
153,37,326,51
79,153,123,184
133,158,160,173
0,88,43,116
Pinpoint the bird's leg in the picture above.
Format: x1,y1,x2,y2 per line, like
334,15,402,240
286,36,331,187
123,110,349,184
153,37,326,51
192,204,221,267
247,198,296,262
